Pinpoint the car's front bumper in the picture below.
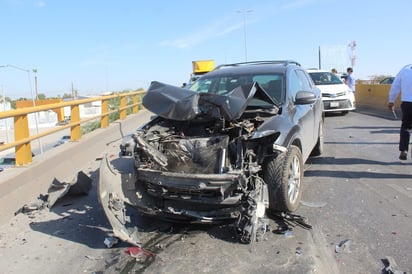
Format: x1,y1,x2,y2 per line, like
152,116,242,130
134,168,244,221
98,155,244,245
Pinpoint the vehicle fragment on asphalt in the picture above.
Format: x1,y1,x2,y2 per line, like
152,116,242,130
104,237,119,248
14,171,92,215
382,256,407,274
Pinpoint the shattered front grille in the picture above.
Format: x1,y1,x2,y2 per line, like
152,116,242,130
146,182,223,200
138,168,243,205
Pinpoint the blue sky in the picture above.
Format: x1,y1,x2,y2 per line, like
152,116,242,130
0,0,411,99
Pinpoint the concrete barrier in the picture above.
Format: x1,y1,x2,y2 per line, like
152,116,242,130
355,84,401,120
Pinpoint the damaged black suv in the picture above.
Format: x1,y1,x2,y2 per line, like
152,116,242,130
99,60,324,244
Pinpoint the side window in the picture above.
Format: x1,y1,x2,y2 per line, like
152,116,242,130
296,69,312,91
288,70,302,99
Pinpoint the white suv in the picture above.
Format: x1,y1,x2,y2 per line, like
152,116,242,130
307,69,355,114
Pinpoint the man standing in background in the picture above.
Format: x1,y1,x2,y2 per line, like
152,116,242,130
388,64,412,160
345,67,356,93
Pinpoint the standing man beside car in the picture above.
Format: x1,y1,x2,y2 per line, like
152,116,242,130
388,64,412,160
345,67,356,93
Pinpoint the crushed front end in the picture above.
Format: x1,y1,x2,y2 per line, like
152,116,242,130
99,82,280,244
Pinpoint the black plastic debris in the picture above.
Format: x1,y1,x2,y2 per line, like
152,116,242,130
335,239,351,253
271,212,312,230
382,256,407,274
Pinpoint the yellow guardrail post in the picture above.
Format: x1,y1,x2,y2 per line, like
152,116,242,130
119,95,126,120
70,104,81,141
133,94,139,113
101,98,109,128
13,114,32,166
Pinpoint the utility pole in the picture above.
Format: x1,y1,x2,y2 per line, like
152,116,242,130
33,68,38,100
348,41,357,67
237,9,253,62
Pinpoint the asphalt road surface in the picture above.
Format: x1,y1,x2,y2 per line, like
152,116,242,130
0,110,411,274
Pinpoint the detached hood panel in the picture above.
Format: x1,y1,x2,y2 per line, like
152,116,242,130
143,81,277,121
143,81,200,121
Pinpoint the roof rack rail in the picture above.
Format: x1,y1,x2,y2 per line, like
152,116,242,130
215,60,301,70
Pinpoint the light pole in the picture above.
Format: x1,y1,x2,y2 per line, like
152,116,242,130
237,9,253,62
33,68,38,100
0,64,43,154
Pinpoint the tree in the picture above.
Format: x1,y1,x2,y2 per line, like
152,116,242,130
62,93,72,99
37,93,47,100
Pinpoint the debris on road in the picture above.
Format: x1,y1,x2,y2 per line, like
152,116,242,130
382,256,407,274
335,239,351,253
295,246,303,256
104,237,119,248
14,171,92,216
271,212,313,230
126,246,155,260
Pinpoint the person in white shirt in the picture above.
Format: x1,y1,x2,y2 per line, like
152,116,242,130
388,64,412,160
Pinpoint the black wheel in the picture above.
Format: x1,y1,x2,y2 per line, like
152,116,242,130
341,111,349,115
311,120,324,157
263,145,303,212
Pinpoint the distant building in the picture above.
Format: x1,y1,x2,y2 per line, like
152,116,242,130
0,100,13,130
318,45,351,73
62,96,102,121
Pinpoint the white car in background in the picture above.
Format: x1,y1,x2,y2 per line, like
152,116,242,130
307,69,355,115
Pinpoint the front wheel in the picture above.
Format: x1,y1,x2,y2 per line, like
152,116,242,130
263,145,303,212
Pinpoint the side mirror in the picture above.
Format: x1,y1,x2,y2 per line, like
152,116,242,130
295,91,316,105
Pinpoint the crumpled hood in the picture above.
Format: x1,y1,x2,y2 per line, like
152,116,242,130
143,81,277,121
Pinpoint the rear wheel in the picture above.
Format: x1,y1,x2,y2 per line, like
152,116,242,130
263,145,303,212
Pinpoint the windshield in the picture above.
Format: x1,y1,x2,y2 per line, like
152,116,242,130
189,73,284,104
309,72,343,85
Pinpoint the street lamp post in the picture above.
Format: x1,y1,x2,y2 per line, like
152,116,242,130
0,64,43,154
237,9,253,62
33,68,38,100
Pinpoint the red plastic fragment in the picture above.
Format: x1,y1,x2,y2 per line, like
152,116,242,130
125,246,155,260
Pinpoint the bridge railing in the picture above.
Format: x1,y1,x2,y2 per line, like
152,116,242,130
0,90,146,166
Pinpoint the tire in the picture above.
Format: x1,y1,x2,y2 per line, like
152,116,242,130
263,145,303,212
341,111,349,115
311,120,324,157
